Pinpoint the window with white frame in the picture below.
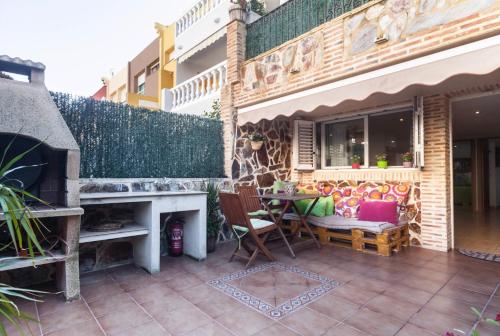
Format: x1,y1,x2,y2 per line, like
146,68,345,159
293,99,425,170
323,118,365,167
368,110,413,166
136,72,145,95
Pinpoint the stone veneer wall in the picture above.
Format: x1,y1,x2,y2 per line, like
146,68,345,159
233,119,292,192
344,0,498,56
242,31,324,92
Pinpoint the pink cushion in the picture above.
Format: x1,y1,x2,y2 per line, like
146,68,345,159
358,201,398,225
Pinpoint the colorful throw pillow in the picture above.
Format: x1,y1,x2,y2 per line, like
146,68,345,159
325,196,334,216
332,187,353,204
294,190,312,214
381,183,411,208
317,181,336,196
296,183,317,194
305,197,328,217
335,196,363,218
355,182,383,200
272,180,286,194
358,200,399,225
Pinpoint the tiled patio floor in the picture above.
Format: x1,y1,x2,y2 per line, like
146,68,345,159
5,242,500,336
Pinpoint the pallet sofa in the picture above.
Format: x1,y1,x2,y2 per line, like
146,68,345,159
281,181,411,257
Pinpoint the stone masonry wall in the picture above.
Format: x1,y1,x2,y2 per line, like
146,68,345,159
235,0,500,107
232,118,292,192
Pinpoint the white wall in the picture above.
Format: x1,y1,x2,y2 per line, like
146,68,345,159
172,93,220,116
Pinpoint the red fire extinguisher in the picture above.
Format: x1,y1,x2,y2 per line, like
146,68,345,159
168,218,184,257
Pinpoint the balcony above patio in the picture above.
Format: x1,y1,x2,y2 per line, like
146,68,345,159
173,0,230,63
162,60,227,115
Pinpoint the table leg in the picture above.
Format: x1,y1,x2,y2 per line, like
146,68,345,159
264,201,296,258
290,199,321,249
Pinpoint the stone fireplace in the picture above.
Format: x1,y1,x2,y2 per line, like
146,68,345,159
0,55,83,300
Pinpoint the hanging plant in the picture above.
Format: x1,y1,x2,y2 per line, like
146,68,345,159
246,132,266,151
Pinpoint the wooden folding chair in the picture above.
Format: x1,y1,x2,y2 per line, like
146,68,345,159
238,185,281,219
219,192,293,268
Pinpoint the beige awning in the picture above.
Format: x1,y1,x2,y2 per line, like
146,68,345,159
178,28,226,64
238,35,500,125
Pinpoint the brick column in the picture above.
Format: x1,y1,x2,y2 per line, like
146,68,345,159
221,3,247,178
420,95,452,252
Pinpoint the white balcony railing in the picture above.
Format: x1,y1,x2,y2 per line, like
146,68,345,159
176,0,224,37
171,61,227,111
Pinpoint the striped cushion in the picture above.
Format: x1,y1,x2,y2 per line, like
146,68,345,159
250,218,274,230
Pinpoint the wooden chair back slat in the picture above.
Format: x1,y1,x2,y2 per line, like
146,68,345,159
237,185,262,213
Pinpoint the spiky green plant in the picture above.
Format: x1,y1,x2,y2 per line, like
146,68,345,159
0,136,48,257
0,135,50,335
0,285,45,336
203,181,222,237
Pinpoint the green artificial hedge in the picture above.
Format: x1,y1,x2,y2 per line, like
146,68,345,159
51,92,224,178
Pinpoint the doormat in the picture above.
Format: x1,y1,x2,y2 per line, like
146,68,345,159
207,262,340,320
458,249,500,263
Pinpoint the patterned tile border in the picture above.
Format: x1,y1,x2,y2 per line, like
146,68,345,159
207,262,341,319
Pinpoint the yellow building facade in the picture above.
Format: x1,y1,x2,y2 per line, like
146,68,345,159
155,23,176,110
103,23,176,110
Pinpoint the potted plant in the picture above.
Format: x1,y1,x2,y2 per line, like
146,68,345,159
203,181,222,253
376,153,388,169
0,138,50,333
351,154,361,169
247,132,266,151
402,152,413,168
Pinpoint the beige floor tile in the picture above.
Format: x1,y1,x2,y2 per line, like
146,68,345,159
216,306,274,336
343,308,406,336
279,308,338,336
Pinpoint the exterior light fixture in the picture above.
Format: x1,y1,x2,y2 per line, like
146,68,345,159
374,33,389,44
475,110,480,114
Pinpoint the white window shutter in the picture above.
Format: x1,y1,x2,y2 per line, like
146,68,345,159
293,120,316,170
413,96,425,168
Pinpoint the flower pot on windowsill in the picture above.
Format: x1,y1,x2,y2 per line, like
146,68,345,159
250,140,264,151
403,161,413,168
377,160,388,169
351,163,361,169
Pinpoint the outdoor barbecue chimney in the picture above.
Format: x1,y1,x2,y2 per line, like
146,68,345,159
0,55,83,301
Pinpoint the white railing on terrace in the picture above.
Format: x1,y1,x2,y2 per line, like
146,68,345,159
171,61,227,110
176,0,224,36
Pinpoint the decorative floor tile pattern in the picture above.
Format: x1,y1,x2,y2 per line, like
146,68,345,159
208,262,341,319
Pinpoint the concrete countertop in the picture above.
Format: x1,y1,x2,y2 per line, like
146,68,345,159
80,191,208,200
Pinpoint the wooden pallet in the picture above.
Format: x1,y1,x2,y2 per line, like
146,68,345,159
286,220,410,257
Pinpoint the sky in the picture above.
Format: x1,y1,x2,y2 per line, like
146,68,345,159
0,0,197,96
